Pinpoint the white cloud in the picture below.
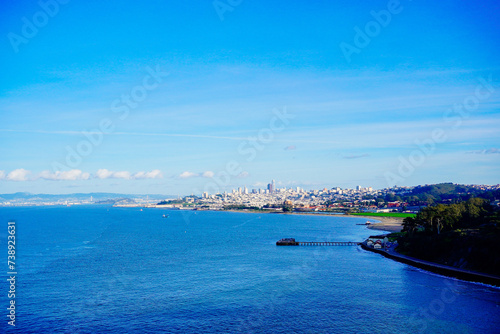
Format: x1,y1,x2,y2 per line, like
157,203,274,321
22,169,166,181
95,169,114,179
95,169,131,179
39,169,90,181
133,169,163,179
202,171,214,178
179,171,214,179
179,171,199,179
6,169,31,181
2,168,164,182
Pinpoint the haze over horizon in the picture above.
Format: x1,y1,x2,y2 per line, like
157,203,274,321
1,0,499,195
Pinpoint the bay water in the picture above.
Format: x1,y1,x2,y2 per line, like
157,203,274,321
1,206,499,333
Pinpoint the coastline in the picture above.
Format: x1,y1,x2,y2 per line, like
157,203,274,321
360,243,500,287
126,206,498,287
359,217,500,286
288,212,404,233
365,217,404,233
277,210,500,286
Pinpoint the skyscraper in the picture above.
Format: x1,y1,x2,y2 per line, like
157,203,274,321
268,179,276,194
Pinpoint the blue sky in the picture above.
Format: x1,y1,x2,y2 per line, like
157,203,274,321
1,0,499,195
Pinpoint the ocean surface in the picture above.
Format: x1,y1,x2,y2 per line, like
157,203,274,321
1,206,499,333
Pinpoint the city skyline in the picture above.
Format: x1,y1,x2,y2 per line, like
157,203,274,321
3,181,498,209
1,0,499,195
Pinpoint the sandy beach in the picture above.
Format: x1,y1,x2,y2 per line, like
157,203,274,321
365,217,404,233
336,214,404,233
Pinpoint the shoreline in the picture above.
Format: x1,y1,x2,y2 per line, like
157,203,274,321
228,209,499,286
365,217,404,233
274,209,498,287
164,207,498,287
282,211,405,233
360,243,500,287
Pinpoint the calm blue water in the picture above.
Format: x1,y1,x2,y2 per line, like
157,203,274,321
0,206,499,333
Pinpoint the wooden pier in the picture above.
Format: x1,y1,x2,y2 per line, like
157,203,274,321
276,238,360,246
298,241,360,246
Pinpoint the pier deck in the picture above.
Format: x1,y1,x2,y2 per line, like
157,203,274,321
298,241,360,246
276,238,360,246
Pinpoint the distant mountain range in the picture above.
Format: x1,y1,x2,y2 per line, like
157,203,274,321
0,192,176,202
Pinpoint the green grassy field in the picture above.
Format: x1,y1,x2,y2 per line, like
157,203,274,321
351,212,416,218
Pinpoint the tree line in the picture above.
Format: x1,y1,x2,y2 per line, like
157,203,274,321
397,198,500,276
402,197,499,236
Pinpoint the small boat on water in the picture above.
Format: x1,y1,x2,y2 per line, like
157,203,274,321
356,221,372,226
162,214,169,218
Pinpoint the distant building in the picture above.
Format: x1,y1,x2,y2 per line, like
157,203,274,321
268,182,274,194
367,235,388,249
376,208,393,213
